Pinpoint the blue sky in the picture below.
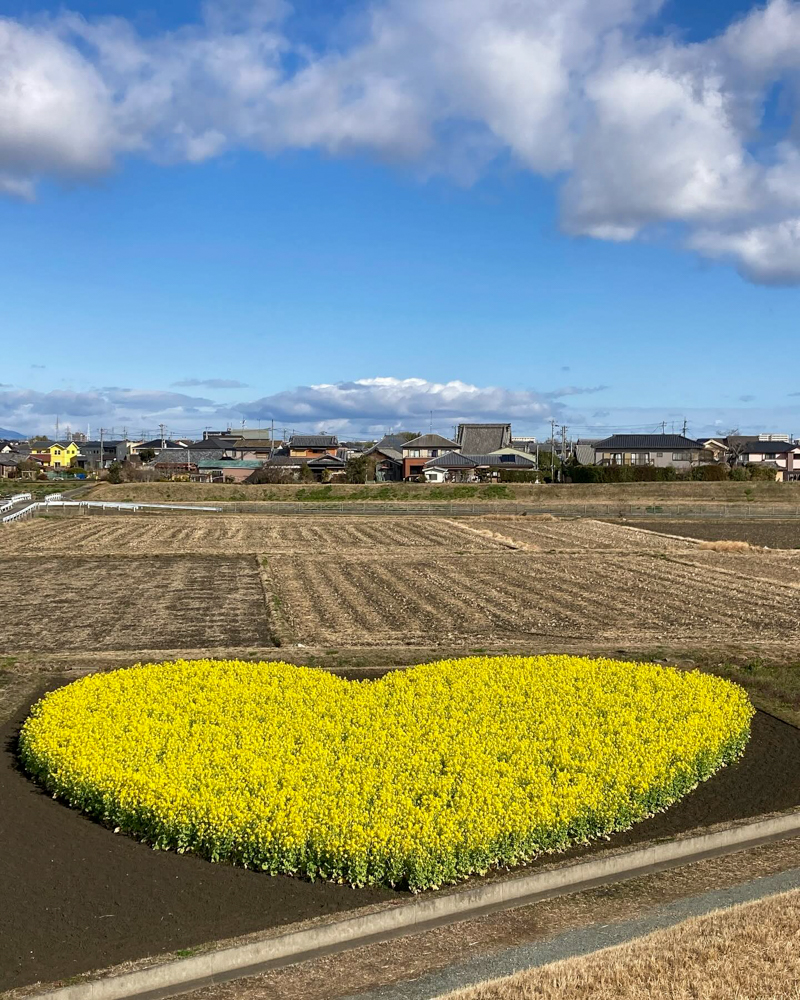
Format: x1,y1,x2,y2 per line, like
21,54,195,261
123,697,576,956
1,0,800,440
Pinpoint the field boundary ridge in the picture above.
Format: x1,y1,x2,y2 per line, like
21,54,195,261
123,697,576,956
28,808,800,1000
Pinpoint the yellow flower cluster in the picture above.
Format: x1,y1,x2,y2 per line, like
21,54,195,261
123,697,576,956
19,656,752,891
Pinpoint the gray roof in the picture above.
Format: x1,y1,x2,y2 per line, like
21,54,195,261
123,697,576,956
456,423,511,454
289,434,338,448
402,433,458,450
196,459,264,469
266,456,308,466
594,435,702,450
139,439,185,450
365,435,405,463
424,452,477,468
152,448,225,464
424,451,536,469
307,454,346,467
743,440,798,455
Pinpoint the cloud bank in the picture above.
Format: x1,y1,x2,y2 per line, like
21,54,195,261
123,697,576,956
2,376,798,440
3,0,800,282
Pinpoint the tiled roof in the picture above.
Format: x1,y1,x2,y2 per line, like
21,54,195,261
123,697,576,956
423,451,476,468
594,435,703,450
402,433,459,450
196,459,264,469
456,423,512,454
743,440,798,454
424,450,537,469
289,434,339,447
152,448,225,464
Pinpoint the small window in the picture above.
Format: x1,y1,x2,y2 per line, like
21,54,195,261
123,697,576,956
656,452,663,457
500,454,515,462
430,449,438,458
672,452,690,462
410,449,420,458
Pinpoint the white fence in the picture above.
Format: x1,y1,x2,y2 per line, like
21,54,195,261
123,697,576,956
1,499,222,524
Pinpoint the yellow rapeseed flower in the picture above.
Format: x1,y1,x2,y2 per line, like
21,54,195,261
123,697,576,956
18,656,753,891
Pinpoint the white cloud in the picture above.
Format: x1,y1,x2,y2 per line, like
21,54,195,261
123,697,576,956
3,0,800,280
0,387,223,435
236,375,605,435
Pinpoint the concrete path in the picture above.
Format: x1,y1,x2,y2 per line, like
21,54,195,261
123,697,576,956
344,865,800,1000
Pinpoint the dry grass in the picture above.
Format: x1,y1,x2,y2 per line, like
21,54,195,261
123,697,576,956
83,480,800,504
447,888,800,1000
699,540,759,553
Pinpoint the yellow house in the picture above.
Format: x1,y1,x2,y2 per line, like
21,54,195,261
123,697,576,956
45,442,82,469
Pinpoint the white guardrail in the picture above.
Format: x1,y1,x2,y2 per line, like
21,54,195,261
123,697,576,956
0,492,33,513
1,499,222,524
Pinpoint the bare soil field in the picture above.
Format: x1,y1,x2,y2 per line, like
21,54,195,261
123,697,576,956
0,556,273,652
0,515,506,556
627,518,800,549
86,480,800,504
667,551,800,588
268,551,800,647
476,517,697,551
3,685,799,992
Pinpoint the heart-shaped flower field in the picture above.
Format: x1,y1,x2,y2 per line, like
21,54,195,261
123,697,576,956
19,656,752,891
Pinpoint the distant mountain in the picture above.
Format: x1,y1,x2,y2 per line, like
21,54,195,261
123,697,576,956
0,428,25,440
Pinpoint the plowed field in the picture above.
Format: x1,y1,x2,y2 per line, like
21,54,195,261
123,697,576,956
475,517,698,551
0,556,272,652
268,551,800,646
1,515,506,555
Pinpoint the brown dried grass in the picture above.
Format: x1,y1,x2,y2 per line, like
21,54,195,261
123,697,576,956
446,888,800,999
698,540,759,553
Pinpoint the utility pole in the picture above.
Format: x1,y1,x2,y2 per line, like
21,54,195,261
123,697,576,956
561,424,568,481
271,418,274,452
550,418,557,481
159,423,167,450
660,421,667,434
99,427,104,472
55,415,59,440
682,418,687,437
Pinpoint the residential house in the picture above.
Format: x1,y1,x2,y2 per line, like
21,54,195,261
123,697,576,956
0,454,21,478
35,441,81,469
594,434,704,470
455,423,512,454
740,439,800,481
363,434,408,482
510,436,538,454
423,450,537,483
288,434,339,458
78,439,143,470
257,453,346,481
150,447,230,476
401,434,460,480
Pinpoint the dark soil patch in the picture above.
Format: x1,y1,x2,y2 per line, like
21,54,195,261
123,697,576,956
627,519,800,549
4,683,800,991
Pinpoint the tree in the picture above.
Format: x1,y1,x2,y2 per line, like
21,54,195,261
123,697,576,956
345,454,377,483
138,448,156,464
106,462,123,484
299,463,315,482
